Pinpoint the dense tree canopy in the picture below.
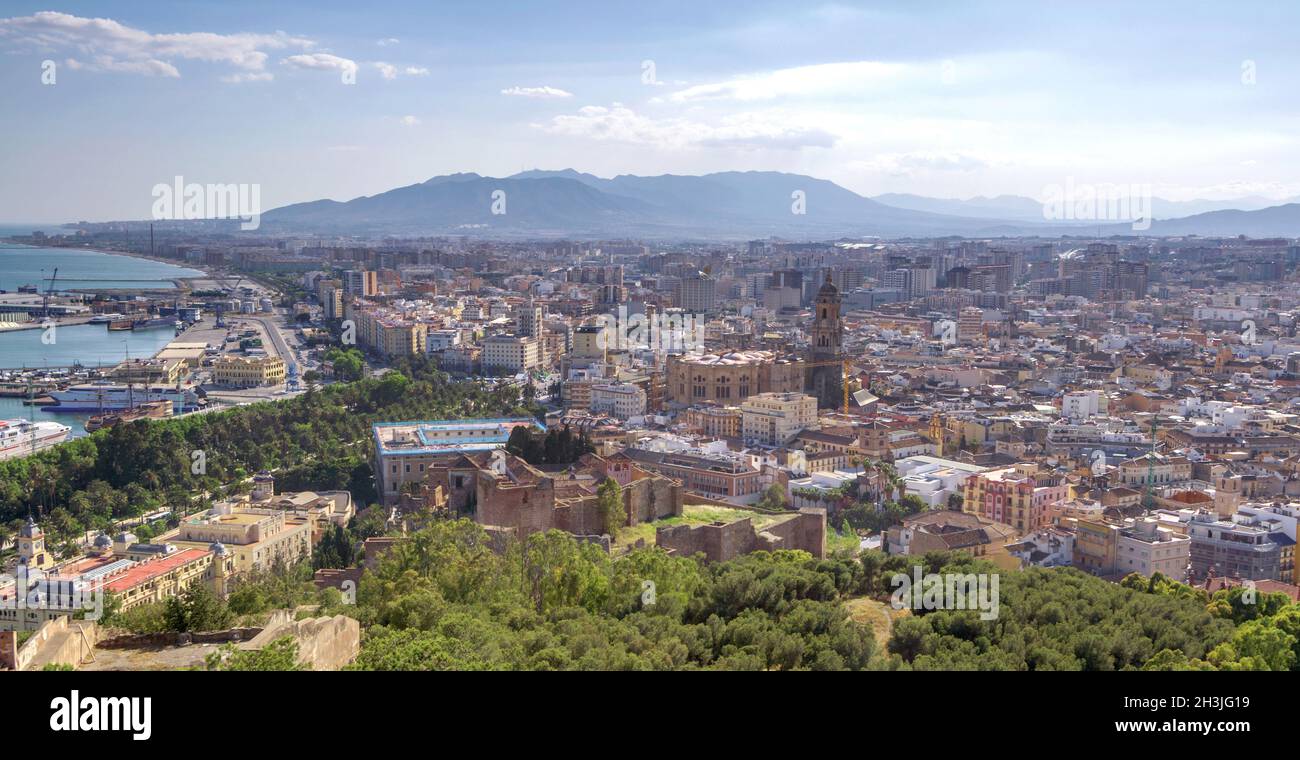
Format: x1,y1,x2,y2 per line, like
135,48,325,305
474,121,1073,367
0,355,540,554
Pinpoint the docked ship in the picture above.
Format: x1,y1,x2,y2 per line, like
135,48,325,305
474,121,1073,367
85,400,174,431
133,316,177,329
107,318,135,331
0,419,72,460
45,383,202,413
89,313,125,324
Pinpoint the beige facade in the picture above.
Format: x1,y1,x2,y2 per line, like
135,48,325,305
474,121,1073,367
667,351,805,405
589,383,646,419
483,334,542,374
741,392,818,446
173,507,312,574
212,354,287,387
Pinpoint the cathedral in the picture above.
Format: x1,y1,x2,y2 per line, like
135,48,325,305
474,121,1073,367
806,272,844,409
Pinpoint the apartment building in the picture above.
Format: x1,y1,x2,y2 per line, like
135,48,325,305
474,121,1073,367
589,382,646,420
343,269,378,297
1116,452,1193,488
740,391,818,447
1186,511,1287,581
482,334,542,375
963,463,1068,534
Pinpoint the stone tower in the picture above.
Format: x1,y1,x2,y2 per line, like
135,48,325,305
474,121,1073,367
811,272,842,355
18,519,55,570
807,272,843,408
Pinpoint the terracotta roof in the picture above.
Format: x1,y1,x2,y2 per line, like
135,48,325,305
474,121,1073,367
104,548,210,593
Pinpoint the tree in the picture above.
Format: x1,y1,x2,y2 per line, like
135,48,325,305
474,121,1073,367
163,583,232,633
596,477,625,539
756,482,788,511
206,636,304,671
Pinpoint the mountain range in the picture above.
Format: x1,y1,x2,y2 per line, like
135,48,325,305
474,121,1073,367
257,169,1300,240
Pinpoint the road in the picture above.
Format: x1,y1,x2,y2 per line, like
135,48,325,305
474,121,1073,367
245,314,294,364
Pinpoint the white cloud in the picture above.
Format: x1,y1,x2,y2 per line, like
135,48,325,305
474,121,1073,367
668,61,908,102
854,151,992,177
282,53,357,77
222,71,274,84
0,11,312,79
377,37,399,47
501,85,574,99
371,61,427,80
540,104,836,150
66,54,179,77
400,115,420,126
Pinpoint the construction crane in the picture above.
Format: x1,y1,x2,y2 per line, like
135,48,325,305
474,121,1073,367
805,357,852,416
42,267,59,319
1143,417,1158,509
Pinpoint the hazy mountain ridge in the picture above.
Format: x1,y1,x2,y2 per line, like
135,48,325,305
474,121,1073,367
872,192,1299,222
258,169,1300,239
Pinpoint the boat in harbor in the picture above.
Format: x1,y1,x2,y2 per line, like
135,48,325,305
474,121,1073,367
45,382,202,413
107,318,135,331
133,316,176,329
89,313,125,324
85,400,174,431
0,419,71,460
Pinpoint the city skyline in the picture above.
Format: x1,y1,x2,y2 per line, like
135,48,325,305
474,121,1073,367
4,1,1300,222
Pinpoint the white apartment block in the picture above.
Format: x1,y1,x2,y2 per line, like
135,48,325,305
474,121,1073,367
740,392,818,447
482,334,542,374
589,383,647,420
1116,519,1191,582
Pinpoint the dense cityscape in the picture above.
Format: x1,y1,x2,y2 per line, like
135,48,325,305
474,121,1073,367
0,4,1295,740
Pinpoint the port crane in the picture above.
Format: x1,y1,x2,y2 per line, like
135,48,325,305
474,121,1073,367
41,267,59,319
215,276,244,328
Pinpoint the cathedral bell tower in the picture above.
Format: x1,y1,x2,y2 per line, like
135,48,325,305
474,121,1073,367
807,272,844,408
811,272,842,356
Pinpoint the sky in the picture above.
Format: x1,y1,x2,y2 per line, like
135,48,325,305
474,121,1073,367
2,1,1300,222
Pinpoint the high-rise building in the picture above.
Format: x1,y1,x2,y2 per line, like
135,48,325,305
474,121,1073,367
343,269,378,297
677,271,716,313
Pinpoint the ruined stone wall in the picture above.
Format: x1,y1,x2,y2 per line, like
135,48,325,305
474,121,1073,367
657,518,757,563
476,475,557,537
3,617,98,671
756,508,827,559
243,613,360,671
626,478,683,524
656,509,826,562
555,495,603,535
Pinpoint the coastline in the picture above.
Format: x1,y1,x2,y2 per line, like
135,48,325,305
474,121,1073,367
0,237,211,289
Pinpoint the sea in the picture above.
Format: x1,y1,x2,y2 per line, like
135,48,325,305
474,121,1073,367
0,239,204,293
0,230,208,437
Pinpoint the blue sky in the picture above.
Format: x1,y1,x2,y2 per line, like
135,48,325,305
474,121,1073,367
2,1,1299,222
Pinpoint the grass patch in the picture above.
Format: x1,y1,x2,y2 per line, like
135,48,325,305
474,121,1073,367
614,504,790,551
844,596,909,648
